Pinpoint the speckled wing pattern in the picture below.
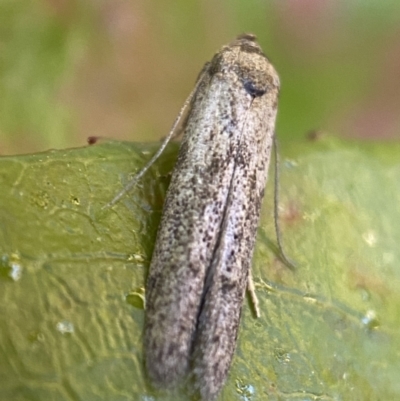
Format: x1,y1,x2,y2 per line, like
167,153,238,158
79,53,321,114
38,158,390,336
144,34,280,400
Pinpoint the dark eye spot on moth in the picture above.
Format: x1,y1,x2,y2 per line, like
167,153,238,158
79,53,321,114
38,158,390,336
243,79,267,97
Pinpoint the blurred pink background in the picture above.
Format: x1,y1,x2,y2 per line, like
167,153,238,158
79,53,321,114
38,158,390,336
1,0,400,155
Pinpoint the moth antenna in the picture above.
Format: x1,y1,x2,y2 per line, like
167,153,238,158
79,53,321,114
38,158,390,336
102,66,210,210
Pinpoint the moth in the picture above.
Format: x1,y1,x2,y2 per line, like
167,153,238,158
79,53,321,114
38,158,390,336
143,33,280,400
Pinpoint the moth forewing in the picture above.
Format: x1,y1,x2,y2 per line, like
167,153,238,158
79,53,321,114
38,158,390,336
192,70,278,401
144,34,280,400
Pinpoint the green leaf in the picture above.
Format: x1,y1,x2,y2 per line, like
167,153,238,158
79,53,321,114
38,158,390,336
0,137,399,401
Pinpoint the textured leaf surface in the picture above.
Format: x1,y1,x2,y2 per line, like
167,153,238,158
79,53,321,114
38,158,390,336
0,137,399,401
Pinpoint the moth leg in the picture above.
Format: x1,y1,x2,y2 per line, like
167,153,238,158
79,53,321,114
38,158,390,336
247,270,260,318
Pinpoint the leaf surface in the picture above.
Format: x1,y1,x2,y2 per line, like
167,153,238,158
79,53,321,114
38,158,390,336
0,137,399,401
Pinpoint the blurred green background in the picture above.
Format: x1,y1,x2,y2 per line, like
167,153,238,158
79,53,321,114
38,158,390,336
1,0,400,155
